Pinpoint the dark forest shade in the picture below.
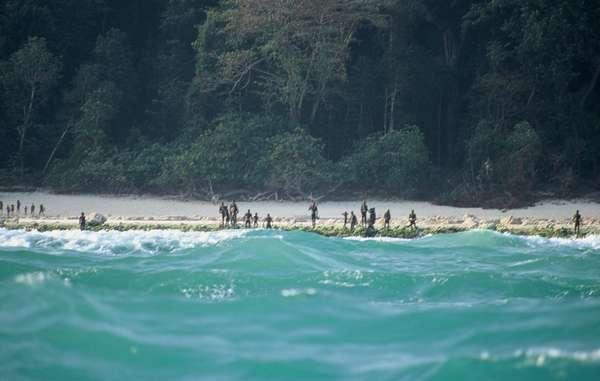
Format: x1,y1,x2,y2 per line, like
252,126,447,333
1,0,599,206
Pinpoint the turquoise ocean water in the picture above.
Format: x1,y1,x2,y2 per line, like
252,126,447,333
1,228,600,380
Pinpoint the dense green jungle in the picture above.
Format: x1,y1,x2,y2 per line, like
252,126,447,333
1,0,599,207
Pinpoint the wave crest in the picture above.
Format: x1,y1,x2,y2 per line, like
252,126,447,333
0,228,248,255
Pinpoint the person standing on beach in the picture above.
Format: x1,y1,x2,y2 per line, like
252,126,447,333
31,203,35,216
253,212,259,228
0,201,3,214
308,202,318,228
39,204,45,216
384,209,391,229
360,200,368,227
219,202,228,226
11,204,15,214
244,209,252,228
265,213,273,229
573,210,582,237
16,200,21,214
350,211,357,230
342,211,348,229
79,212,86,230
24,206,28,215
230,201,239,227
408,209,417,229
368,208,376,229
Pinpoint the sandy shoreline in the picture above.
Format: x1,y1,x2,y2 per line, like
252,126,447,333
1,191,600,219
1,191,599,237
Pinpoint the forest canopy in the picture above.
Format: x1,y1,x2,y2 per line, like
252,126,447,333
1,0,599,206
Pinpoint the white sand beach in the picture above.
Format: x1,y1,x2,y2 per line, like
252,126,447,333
1,191,599,220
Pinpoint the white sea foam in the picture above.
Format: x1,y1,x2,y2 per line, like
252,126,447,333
323,269,368,280
180,283,236,301
0,228,248,255
508,258,541,267
14,271,48,285
319,269,372,288
0,229,32,248
477,347,600,364
516,347,600,364
14,271,51,286
281,288,317,297
518,233,600,250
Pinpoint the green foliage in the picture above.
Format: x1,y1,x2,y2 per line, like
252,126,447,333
220,0,375,122
156,114,289,194
46,142,172,193
267,129,332,193
380,126,431,193
150,117,337,196
0,36,61,175
343,126,431,196
73,83,122,149
0,0,599,205
463,0,600,196
8,36,61,95
46,147,127,192
93,29,136,87
122,143,172,192
467,120,541,194
505,121,542,190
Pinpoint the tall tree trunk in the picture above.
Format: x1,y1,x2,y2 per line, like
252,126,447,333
437,86,443,164
389,83,397,132
18,85,36,179
443,32,449,65
296,49,317,120
43,123,71,174
580,59,600,109
309,81,327,124
526,86,536,108
383,87,388,133
359,102,364,134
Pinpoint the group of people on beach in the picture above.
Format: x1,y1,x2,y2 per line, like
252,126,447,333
0,197,586,237
311,200,418,232
218,199,418,233
0,199,45,218
217,200,585,237
338,200,417,233
219,201,273,229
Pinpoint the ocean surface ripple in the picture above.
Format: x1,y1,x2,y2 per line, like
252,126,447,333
1,228,600,380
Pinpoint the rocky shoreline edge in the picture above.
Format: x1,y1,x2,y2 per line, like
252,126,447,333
1,215,598,239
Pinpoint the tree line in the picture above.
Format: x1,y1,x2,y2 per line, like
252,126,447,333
1,0,599,206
